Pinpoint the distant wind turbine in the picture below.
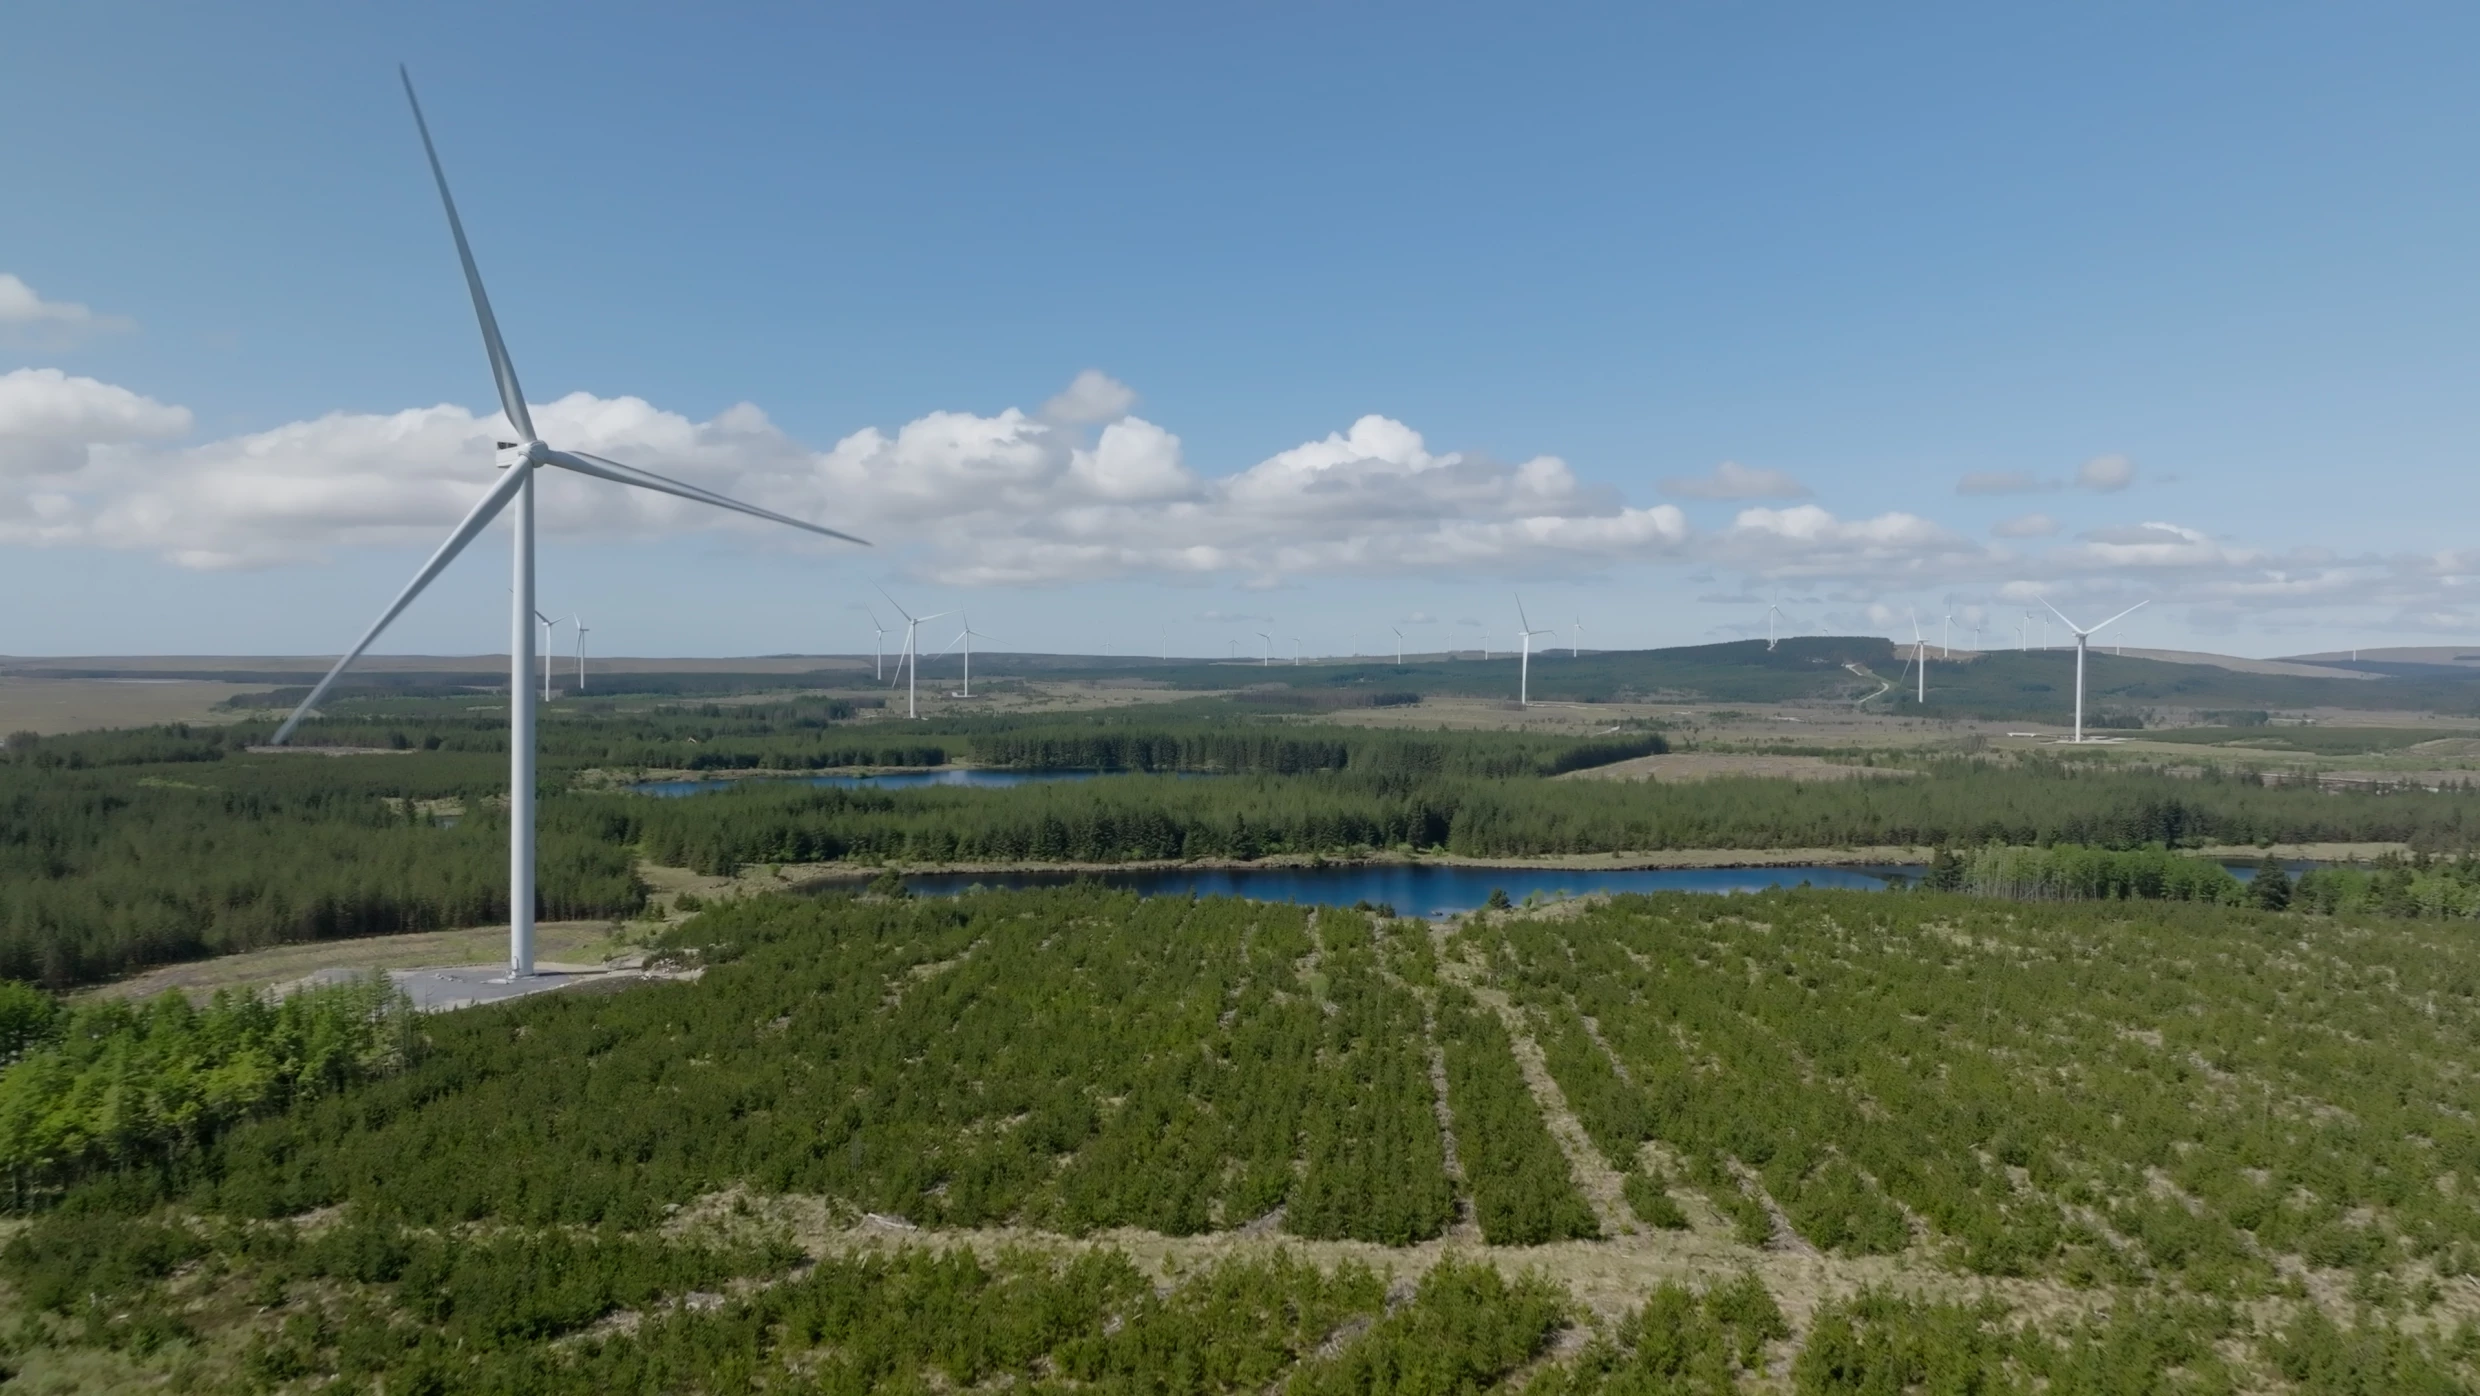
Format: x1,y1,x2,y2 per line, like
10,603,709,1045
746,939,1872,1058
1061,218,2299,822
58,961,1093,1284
1941,606,1954,659
951,617,991,697
1515,596,1554,707
876,587,952,719
1257,631,1272,666
534,610,560,700
1901,609,1928,704
270,70,868,979
572,617,588,691
1291,637,1302,666
2041,598,2148,744
1392,625,1405,665
865,606,891,682
1765,594,1787,651
1571,615,1583,659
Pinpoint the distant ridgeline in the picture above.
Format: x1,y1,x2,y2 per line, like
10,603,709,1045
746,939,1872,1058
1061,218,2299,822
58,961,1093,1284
946,635,2480,719
210,670,882,708
129,633,2480,721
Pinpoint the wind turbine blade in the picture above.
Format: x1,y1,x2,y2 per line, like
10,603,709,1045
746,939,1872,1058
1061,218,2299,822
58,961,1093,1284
2090,600,2149,635
1516,595,1533,632
542,449,869,545
399,67,534,443
271,463,533,743
2039,597,2085,634
874,585,914,624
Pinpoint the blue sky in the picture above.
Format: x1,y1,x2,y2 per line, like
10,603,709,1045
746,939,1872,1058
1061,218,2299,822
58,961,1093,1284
4,2,2476,659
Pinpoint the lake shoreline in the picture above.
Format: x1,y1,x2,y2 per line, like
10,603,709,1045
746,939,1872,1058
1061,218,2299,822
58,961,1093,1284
750,841,2399,890
773,846,1936,884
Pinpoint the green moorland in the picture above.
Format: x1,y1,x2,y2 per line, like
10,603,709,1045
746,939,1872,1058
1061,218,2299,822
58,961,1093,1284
190,634,2480,719
6,886,2480,1390
16,701,2480,990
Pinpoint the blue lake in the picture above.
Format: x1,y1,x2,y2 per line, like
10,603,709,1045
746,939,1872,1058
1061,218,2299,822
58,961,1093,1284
899,857,2302,916
901,863,1923,918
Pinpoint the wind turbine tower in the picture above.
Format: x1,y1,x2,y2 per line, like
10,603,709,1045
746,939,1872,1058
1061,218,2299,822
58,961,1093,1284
534,610,560,700
954,617,991,697
866,607,891,682
272,70,867,979
1391,626,1405,665
1515,596,1554,707
572,617,588,691
2041,599,2148,743
876,587,951,719
1765,594,1787,651
1901,610,1928,703
1257,631,1272,666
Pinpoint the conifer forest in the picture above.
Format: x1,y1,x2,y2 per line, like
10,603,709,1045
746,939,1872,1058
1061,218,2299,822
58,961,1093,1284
10,686,2480,1391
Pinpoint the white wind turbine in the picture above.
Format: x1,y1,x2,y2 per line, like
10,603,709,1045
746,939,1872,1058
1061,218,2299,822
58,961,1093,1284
1941,606,1954,658
865,606,892,682
533,610,560,700
1896,610,1929,704
1291,637,1303,666
951,616,991,697
876,588,951,719
272,70,866,978
1257,631,1273,666
572,617,589,691
2041,598,2148,744
1571,615,1583,659
1515,596,1555,707
1391,626,1405,665
1765,594,1787,650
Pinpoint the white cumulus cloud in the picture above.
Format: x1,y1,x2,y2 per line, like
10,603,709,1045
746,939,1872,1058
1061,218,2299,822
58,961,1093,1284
1716,505,1982,580
2075,453,2135,492
1957,470,2048,495
1040,369,1138,425
0,275,136,348
0,371,1700,584
1659,459,1811,500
